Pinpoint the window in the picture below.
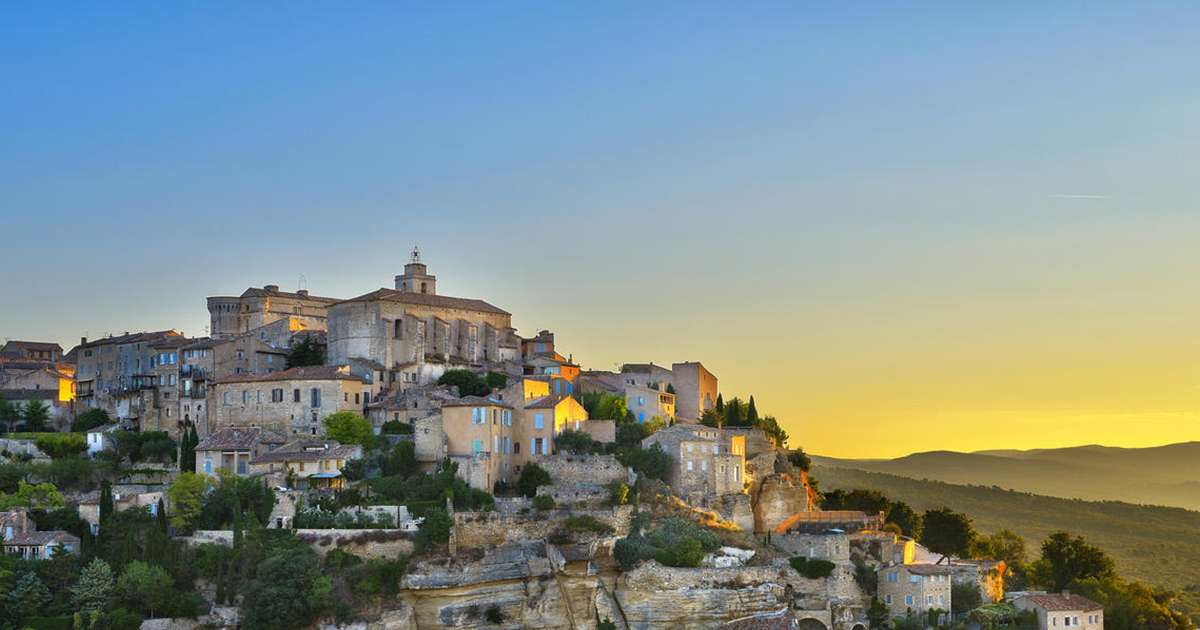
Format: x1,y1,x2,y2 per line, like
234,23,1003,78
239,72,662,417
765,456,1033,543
257,390,263,403
905,595,914,607
885,595,892,605
344,392,348,402
940,596,946,605
713,444,719,454
1053,618,1057,627
638,412,645,423
242,391,249,404
701,461,707,471
237,350,244,359
536,343,545,353
534,413,544,430
311,388,320,407
686,461,693,471
300,462,306,472
911,575,920,583
394,320,403,339
224,392,230,405
686,443,693,453
888,572,898,582
272,389,284,403
294,389,301,403
494,435,498,452
355,393,360,404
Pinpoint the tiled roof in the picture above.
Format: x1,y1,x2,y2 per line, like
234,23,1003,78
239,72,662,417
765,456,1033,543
181,337,224,351
253,441,359,463
86,424,119,433
213,365,366,385
149,336,193,349
196,427,290,451
338,288,510,315
526,394,571,409
4,531,79,547
2,341,63,353
903,564,951,576
79,331,181,349
0,389,58,401
1021,593,1104,612
441,395,512,409
239,286,341,303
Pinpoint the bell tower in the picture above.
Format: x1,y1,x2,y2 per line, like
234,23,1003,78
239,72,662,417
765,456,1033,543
394,246,437,294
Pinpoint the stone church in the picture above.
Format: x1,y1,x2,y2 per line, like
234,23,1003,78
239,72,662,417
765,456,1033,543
325,249,520,388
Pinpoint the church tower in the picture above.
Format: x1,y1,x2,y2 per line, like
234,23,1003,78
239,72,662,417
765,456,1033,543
394,246,437,294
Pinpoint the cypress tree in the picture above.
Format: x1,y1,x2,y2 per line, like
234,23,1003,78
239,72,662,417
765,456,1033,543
99,482,114,524
715,393,724,413
747,396,759,424
725,397,742,427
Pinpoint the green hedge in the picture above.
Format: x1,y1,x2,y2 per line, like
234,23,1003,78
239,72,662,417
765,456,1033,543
789,556,836,579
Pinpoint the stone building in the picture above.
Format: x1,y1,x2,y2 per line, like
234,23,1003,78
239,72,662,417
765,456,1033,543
248,439,361,490
439,394,517,490
626,382,674,424
195,427,289,475
582,360,718,423
1013,592,1104,630
877,564,951,627
4,531,80,559
74,330,184,420
0,346,76,427
325,251,520,388
642,425,746,499
949,559,1006,604
209,365,368,437
207,284,340,340
0,341,64,364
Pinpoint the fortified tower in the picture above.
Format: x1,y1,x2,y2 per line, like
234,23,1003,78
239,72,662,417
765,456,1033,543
394,246,437,294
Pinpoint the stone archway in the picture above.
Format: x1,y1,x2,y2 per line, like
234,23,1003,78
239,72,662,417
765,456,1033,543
797,617,830,630
851,624,868,630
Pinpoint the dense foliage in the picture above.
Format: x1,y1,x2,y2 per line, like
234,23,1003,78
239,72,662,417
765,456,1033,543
436,369,506,397
285,338,325,368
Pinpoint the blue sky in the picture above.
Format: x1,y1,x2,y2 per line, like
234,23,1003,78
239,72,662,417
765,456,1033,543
3,3,1200,455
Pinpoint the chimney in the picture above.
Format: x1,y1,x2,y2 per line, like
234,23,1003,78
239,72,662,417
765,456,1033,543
1062,590,1070,597
297,289,309,297
81,336,87,345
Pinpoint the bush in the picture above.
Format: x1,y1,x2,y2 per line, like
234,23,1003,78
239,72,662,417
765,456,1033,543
655,537,704,568
517,463,552,498
34,433,87,459
789,556,836,579
380,420,413,435
325,548,362,569
72,408,111,433
418,507,454,544
606,480,630,506
613,535,658,571
533,495,555,510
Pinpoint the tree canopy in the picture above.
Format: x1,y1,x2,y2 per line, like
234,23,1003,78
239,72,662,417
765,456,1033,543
321,411,375,446
285,337,325,368
919,507,977,561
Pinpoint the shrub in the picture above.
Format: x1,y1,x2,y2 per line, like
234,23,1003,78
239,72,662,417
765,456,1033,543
325,548,362,569
517,463,552,497
606,480,630,506
35,433,87,459
485,606,503,624
379,420,413,435
655,537,704,567
533,495,556,510
789,556,836,579
418,507,453,544
613,535,658,571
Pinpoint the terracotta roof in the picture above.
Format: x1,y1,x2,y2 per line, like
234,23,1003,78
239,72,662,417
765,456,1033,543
253,441,359,463
902,564,951,576
338,288,510,315
213,365,367,385
4,531,79,547
239,286,341,303
79,331,182,349
196,427,290,451
2,341,63,353
526,394,571,409
1020,593,1103,612
149,337,193,349
181,337,225,351
441,395,512,409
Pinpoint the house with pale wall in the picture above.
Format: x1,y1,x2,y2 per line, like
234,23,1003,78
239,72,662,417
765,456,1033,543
209,365,368,437
626,382,674,424
877,564,952,627
248,439,361,490
195,427,289,476
642,425,746,499
1013,592,1103,630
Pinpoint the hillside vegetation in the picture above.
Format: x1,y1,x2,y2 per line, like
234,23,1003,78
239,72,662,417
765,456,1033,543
812,442,1200,511
812,465,1200,590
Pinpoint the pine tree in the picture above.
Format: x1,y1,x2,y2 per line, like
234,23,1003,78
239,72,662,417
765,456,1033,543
72,558,116,614
747,396,759,424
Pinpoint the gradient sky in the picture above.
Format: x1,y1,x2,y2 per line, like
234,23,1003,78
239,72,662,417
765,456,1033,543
3,3,1200,457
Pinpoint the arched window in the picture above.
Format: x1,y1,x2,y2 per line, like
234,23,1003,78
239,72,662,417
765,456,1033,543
401,282,407,291
421,282,427,293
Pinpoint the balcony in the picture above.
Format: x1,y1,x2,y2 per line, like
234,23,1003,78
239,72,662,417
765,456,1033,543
180,365,207,381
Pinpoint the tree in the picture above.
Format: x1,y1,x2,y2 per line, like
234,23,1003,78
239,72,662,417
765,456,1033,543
593,394,628,423
951,581,983,615
0,481,65,510
285,337,324,368
1032,531,1115,592
699,408,723,428
437,369,490,397
321,411,374,446
615,443,672,482
34,433,87,459
417,507,454,545
554,429,603,455
378,440,418,478
787,448,812,472
724,397,743,426
867,600,890,628
179,426,199,473
840,489,891,515
72,408,111,433
715,393,724,413
746,396,759,424
73,558,116,614
167,472,213,532
885,501,923,540
8,571,51,620
919,508,977,562
100,482,115,523
116,561,174,617
22,399,50,432
517,462,552,498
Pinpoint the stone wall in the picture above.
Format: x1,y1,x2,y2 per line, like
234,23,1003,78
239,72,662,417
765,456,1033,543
453,505,634,549
295,529,415,560
0,438,43,459
773,532,852,563
538,454,630,487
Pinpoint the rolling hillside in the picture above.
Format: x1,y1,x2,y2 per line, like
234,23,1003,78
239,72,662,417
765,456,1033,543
812,442,1200,510
811,465,1200,590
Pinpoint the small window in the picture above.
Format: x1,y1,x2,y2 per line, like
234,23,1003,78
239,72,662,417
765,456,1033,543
686,461,693,471
294,389,301,403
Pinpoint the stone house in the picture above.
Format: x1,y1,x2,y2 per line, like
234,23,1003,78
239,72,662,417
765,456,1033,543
207,284,340,340
877,564,952,627
74,330,184,420
642,425,746,499
209,365,368,437
0,510,30,541
583,360,718,423
0,341,64,363
248,439,362,490
521,330,556,360
4,531,80,559
949,559,1007,604
325,253,520,386
195,427,289,476
1013,592,1104,630
626,382,675,424
85,424,117,455
440,395,518,490
77,489,165,533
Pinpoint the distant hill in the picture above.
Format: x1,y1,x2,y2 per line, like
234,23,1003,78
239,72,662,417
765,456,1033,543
812,442,1200,510
812,465,1200,590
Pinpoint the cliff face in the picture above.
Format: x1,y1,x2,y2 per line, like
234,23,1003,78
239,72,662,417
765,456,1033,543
326,539,865,630
746,451,813,534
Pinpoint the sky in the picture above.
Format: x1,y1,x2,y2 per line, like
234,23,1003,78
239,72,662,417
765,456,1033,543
3,3,1200,457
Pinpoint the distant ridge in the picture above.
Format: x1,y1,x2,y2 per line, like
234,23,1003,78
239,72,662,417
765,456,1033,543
812,441,1200,511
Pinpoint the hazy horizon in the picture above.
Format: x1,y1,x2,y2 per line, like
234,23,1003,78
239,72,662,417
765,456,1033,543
4,3,1200,458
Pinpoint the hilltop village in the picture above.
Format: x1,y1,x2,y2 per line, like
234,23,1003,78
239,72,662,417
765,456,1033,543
0,251,1179,630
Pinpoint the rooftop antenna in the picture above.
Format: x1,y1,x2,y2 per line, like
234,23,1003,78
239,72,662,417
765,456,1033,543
298,274,308,292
